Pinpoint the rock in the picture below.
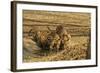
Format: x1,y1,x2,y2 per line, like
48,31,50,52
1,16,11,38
23,37,41,52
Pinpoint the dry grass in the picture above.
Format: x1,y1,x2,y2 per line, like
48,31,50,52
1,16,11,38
23,36,89,62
